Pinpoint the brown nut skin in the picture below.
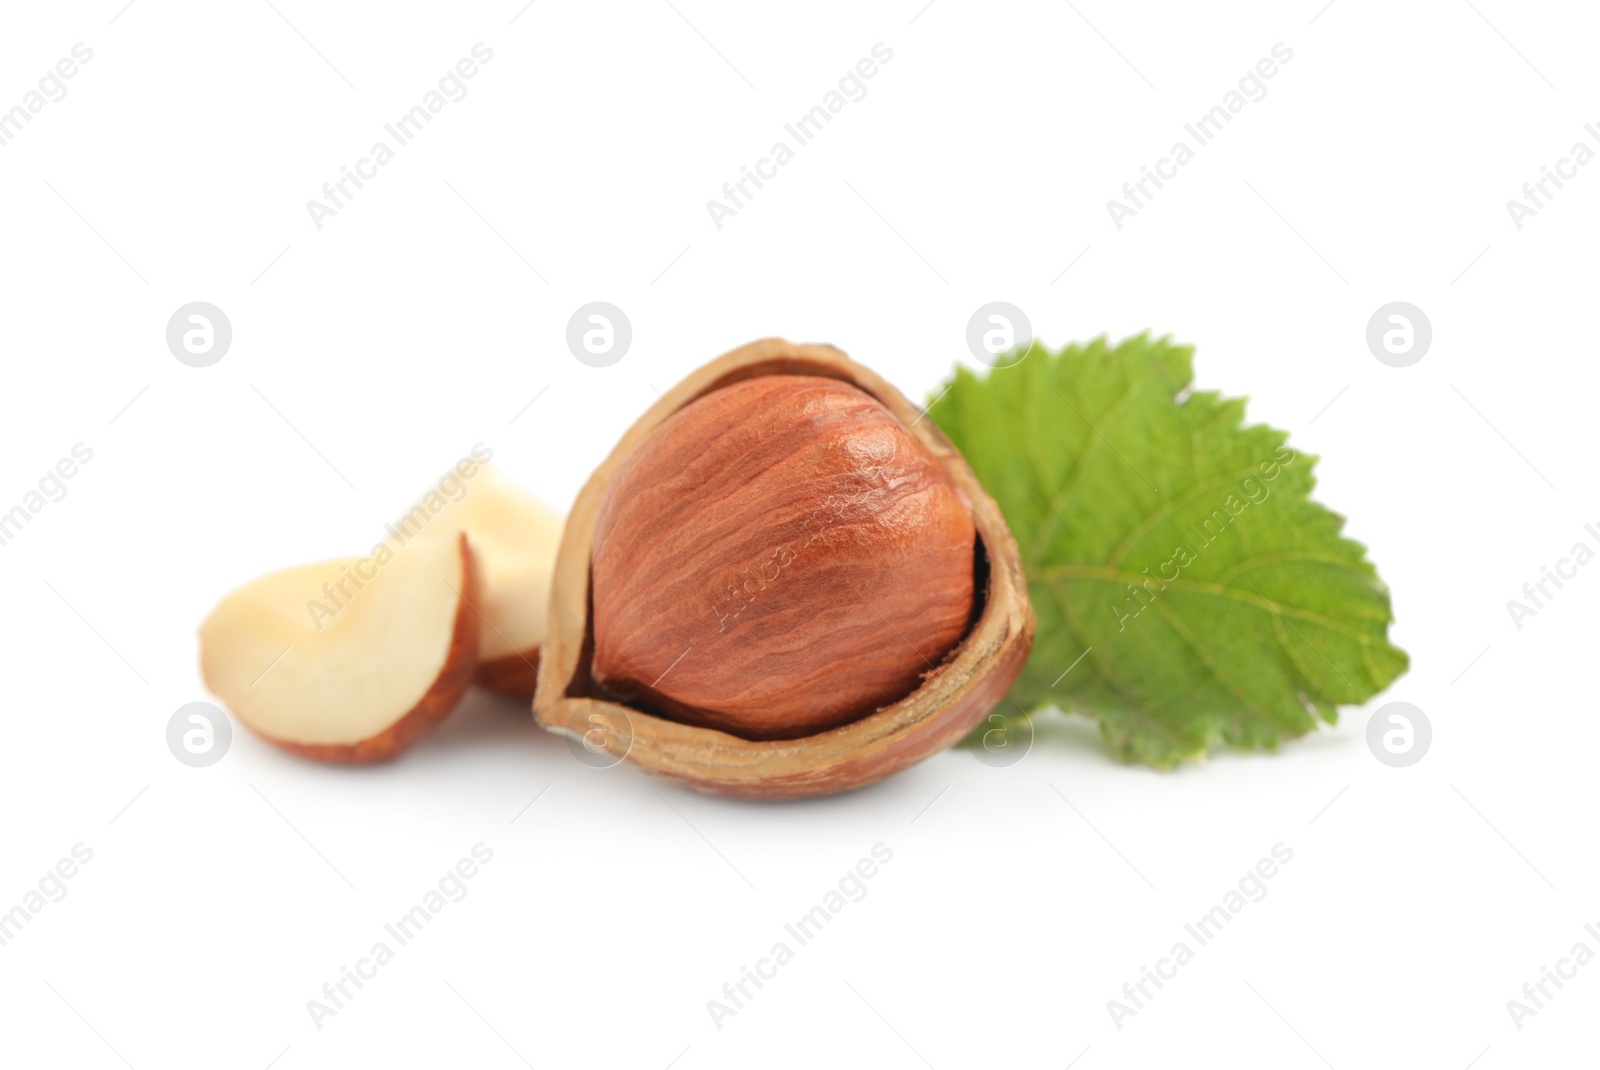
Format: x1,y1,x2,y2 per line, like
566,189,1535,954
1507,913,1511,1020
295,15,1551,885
474,648,542,701
589,375,976,740
533,339,1035,799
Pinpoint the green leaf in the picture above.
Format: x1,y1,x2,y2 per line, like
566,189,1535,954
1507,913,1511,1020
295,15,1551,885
928,335,1407,768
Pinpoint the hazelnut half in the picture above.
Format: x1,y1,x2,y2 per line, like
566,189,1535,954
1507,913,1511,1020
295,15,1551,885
533,339,1033,798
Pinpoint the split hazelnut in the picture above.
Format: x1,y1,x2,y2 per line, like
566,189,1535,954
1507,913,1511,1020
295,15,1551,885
197,466,565,761
534,339,1034,798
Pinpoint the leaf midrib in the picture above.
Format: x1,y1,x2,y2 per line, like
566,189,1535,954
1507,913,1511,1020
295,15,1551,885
1034,564,1394,646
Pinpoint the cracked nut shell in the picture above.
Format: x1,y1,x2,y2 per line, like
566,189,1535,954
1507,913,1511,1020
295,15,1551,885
532,338,1034,799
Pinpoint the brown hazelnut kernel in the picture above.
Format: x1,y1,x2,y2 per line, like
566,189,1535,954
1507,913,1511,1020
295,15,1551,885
589,374,976,740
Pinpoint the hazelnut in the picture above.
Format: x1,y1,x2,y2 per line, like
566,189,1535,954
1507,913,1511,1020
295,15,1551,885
534,339,1034,798
589,374,977,740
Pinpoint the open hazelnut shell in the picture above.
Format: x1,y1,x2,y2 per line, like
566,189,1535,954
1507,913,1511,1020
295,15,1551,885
533,338,1034,799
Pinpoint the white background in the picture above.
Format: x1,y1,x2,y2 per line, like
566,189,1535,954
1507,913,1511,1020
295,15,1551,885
1,1,1596,1067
